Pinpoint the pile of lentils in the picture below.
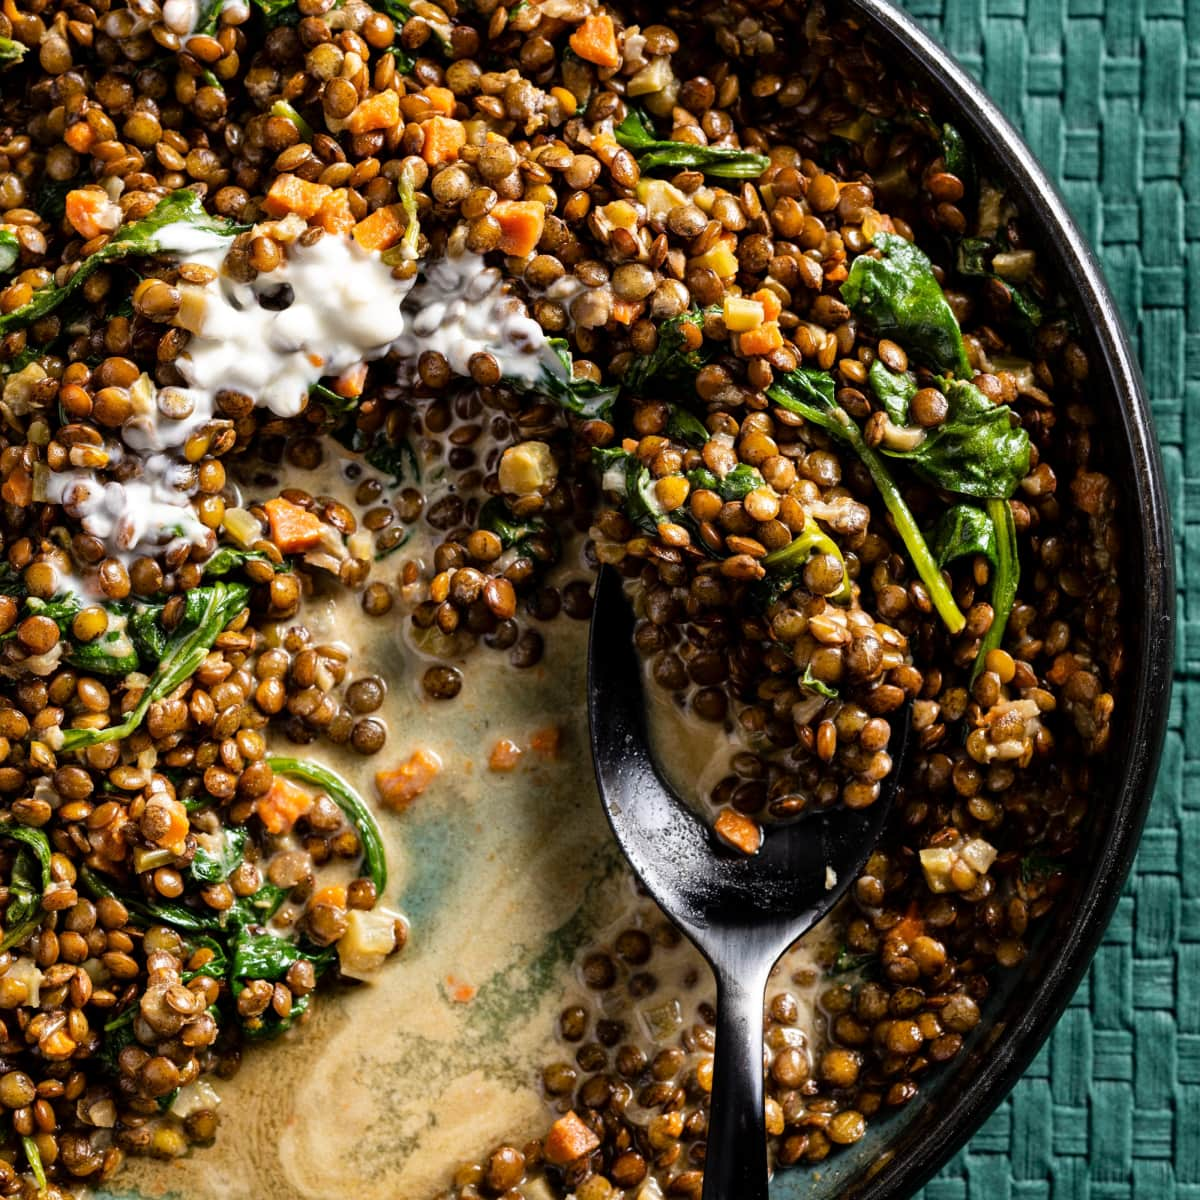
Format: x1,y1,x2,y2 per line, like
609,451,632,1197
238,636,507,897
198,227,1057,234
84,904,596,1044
0,0,1122,1195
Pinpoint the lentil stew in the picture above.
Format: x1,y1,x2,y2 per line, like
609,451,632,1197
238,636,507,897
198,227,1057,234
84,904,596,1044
0,0,1164,1195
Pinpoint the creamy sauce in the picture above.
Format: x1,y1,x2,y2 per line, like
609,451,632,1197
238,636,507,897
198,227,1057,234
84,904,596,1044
108,450,830,1198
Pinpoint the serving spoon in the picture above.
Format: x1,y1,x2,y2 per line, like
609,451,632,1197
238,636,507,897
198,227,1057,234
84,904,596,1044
586,565,911,1200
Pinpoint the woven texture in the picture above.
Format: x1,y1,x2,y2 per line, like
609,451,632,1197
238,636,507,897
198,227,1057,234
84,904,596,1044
896,1,1195,1196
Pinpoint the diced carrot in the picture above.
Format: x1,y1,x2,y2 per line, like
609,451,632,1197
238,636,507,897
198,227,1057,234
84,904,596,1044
714,809,763,856
258,775,314,835
488,739,523,772
751,288,783,322
0,465,32,507
264,496,324,553
422,85,455,116
888,901,924,948
491,199,546,257
345,89,400,135
568,12,621,69
145,795,189,849
529,726,561,759
544,1111,602,1167
375,748,443,811
65,188,120,240
263,173,332,219
63,123,96,154
333,361,369,399
317,187,356,235
446,973,477,1003
421,115,467,165
352,204,404,253
312,883,348,908
737,321,784,358
825,263,848,285
610,298,644,325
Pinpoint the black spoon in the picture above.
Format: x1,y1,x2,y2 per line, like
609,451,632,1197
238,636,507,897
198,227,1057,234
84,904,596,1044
586,565,911,1200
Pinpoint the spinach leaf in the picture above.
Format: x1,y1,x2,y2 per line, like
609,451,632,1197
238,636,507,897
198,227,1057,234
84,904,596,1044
666,406,709,447
182,933,228,982
767,368,967,634
881,377,1030,500
830,944,876,976
0,825,51,952
595,448,670,535
22,1136,46,1192
202,546,282,577
265,758,387,894
0,231,17,275
624,308,715,392
714,463,763,502
614,109,770,180
189,827,248,885
940,123,975,200
930,503,997,567
801,666,839,699
841,231,972,379
868,358,917,425
955,236,1043,341
526,339,619,420
61,582,250,751
34,177,73,223
0,190,246,336
972,497,1018,681
0,37,25,67
758,517,852,605
229,924,335,1037
478,497,548,557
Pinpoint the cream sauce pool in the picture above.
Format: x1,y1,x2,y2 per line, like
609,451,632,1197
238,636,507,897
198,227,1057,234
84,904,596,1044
112,455,830,1200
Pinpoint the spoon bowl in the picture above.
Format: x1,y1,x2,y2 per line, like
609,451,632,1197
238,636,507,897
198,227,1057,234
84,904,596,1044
587,564,911,1200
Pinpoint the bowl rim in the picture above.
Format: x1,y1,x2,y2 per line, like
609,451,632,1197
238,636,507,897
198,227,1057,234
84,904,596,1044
818,2,1177,1196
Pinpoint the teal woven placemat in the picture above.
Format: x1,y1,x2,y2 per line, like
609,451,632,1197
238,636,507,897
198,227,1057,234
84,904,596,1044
896,1,1194,1196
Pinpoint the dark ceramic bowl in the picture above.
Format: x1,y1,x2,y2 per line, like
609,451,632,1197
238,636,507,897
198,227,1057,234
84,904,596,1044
768,2,1175,1196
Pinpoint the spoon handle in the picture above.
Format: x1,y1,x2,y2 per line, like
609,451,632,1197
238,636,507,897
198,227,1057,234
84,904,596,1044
702,959,772,1200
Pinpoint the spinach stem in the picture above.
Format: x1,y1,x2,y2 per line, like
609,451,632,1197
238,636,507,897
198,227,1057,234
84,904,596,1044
973,498,1018,678
856,437,967,634
266,757,387,894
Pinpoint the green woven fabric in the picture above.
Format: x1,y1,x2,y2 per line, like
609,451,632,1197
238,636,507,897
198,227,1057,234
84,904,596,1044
896,1,1194,1196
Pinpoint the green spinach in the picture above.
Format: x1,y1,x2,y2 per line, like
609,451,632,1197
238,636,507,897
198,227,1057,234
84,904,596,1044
0,37,24,67
955,236,1044,340
594,448,671,535
61,582,250,751
940,123,975,200
930,502,997,567
766,367,967,634
21,1136,45,1192
841,231,972,379
0,825,51,952
973,497,1018,680
758,517,852,605
868,357,917,425
478,497,549,557
614,109,770,179
522,339,619,420
0,231,17,275
881,377,1030,500
665,406,709,447
189,827,248,886
265,758,387,894
0,190,245,336
623,308,716,392
800,666,839,700
686,462,764,502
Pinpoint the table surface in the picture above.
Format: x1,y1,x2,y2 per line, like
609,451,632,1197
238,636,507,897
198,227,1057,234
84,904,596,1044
897,1,1196,1196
